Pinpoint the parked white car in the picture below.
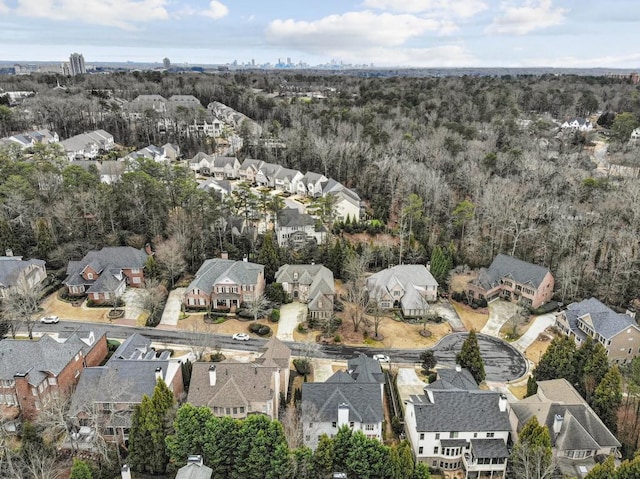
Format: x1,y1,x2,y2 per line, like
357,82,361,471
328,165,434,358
232,333,250,341
373,354,390,363
40,316,60,324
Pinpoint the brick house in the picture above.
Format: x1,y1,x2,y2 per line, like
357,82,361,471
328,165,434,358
275,264,335,320
183,256,265,310
467,254,554,309
63,246,149,304
0,332,108,429
555,297,640,363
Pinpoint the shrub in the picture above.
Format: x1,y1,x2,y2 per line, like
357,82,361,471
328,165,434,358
297,323,307,333
471,302,479,309
476,298,488,307
293,359,312,375
427,372,437,383
270,309,280,322
334,334,342,343
249,323,272,336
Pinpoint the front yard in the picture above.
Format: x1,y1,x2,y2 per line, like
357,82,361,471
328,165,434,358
176,313,279,338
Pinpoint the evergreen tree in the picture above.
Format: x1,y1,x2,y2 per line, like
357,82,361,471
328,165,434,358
618,454,640,479
429,245,452,285
70,459,93,479
585,455,617,479
510,416,554,479
205,416,240,478
533,335,577,384
575,338,609,401
166,404,214,469
313,434,335,478
292,446,314,479
456,330,485,383
412,462,432,479
419,350,437,373
592,366,622,433
257,231,281,282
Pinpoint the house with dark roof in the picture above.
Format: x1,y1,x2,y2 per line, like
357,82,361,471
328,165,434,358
302,354,385,449
0,332,108,428
298,171,328,198
63,246,149,304
183,256,265,310
467,254,554,309
186,337,290,420
509,378,620,476
276,208,326,248
273,167,303,193
275,264,335,320
366,264,438,318
0,254,46,299
555,297,640,363
238,158,263,184
255,162,282,189
70,333,184,445
211,156,241,179
404,366,511,477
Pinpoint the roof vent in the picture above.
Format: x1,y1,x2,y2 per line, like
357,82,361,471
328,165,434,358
187,455,203,466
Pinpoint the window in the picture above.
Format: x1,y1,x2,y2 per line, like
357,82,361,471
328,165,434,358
332,422,337,428
473,432,478,438
449,432,458,438
240,407,245,414
486,432,495,438
418,447,423,454
420,433,424,440
131,268,140,274
365,424,374,431
48,377,57,386
433,447,438,454
435,433,440,439
349,421,354,428
132,277,141,284
233,407,238,414
87,272,94,280
225,408,230,414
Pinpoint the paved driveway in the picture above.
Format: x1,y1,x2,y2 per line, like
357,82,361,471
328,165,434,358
160,288,186,327
122,289,145,321
481,300,519,337
513,313,555,353
276,302,307,341
432,301,465,332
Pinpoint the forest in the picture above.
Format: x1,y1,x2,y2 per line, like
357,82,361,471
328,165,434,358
1,70,640,309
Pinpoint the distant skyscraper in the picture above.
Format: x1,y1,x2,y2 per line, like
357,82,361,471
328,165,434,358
287,57,291,65
68,53,86,76
163,57,171,69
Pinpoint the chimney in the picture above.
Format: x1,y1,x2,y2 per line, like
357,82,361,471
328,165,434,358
455,364,462,373
220,251,228,260
121,464,132,479
187,455,203,466
144,243,153,255
209,365,217,386
498,394,507,412
243,255,248,262
426,262,431,271
155,367,163,382
338,403,349,427
626,307,636,319
5,248,12,257
553,414,563,435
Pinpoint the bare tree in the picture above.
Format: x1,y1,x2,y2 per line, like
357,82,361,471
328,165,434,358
140,278,168,325
187,320,216,361
280,403,303,449
247,293,270,321
2,279,44,339
344,249,371,333
155,238,187,289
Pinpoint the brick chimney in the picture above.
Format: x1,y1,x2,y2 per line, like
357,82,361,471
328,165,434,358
121,464,132,479
220,251,229,260
209,365,217,386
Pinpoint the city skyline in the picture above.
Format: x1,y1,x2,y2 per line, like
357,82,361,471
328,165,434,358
0,1,639,68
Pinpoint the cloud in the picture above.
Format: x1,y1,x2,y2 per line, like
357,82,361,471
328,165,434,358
521,52,640,68
363,0,488,18
14,0,169,29
202,1,229,20
332,45,478,67
266,11,451,52
486,0,567,35
0,1,8,14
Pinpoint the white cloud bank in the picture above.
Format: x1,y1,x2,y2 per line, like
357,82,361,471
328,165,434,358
486,0,567,35
363,0,488,18
202,1,229,20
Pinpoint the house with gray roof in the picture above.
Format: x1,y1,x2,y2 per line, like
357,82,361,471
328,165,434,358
555,297,640,363
273,167,303,193
60,130,114,161
320,179,362,221
302,358,384,449
238,158,264,184
189,152,214,174
5,129,59,149
276,208,326,248
510,378,620,476
211,156,241,179
298,171,328,197
404,367,511,477
63,246,148,304
0,254,46,299
123,144,166,163
367,264,438,318
197,177,232,199
467,254,554,309
183,256,265,310
0,332,107,427
255,162,282,188
275,264,334,320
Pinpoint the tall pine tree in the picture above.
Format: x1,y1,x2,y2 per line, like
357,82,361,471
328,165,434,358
456,329,485,384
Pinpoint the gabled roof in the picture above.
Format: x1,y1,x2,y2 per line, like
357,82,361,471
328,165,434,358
175,462,213,479
474,254,551,290
255,336,291,370
302,171,327,184
274,167,301,181
64,247,148,289
302,382,383,424
277,208,316,228
347,354,385,384
189,152,213,165
213,156,238,168
240,158,263,171
367,265,438,310
186,258,264,296
0,335,84,386
112,333,154,360
564,297,638,340
427,367,479,391
0,256,45,288
470,439,509,459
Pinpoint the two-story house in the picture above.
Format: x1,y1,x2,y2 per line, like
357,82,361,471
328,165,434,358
561,118,593,131
189,152,214,175
0,253,46,299
276,208,326,248
255,162,282,189
211,156,241,179
320,179,362,221
70,333,184,445
6,129,59,149
183,255,265,310
367,264,438,318
510,378,620,476
238,158,264,184
0,331,108,429
299,171,328,198
273,167,303,194
467,254,554,309
275,264,335,320
555,297,640,363
63,246,148,304
404,366,511,477
302,354,385,450
124,144,167,163
187,338,290,420
60,130,114,161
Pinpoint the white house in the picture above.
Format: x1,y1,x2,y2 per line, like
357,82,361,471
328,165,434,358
238,158,263,184
274,167,303,193
299,172,328,197
0,254,47,299
404,367,511,477
189,152,214,174
631,127,640,142
561,118,593,132
256,162,282,188
276,208,326,247
211,156,241,179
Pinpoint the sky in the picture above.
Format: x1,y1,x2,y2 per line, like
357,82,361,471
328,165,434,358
0,0,639,68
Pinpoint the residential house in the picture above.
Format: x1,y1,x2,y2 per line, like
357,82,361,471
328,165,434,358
321,179,362,221
211,156,241,179
63,246,148,303
174,456,212,479
189,152,214,175
162,143,180,161
561,118,593,131
366,265,438,318
510,378,620,476
276,208,326,248
631,127,640,143
467,254,554,309
166,94,202,112
0,253,46,298
207,101,262,136
275,264,335,320
188,118,222,138
299,171,328,197
70,333,184,445
124,94,167,119
183,256,265,310
98,161,127,184
256,162,282,188
6,129,59,149
302,354,385,449
197,177,232,199
60,130,114,161
0,332,108,428
238,158,264,184
187,337,290,420
555,297,640,363
404,366,511,477
124,144,166,163
274,167,303,194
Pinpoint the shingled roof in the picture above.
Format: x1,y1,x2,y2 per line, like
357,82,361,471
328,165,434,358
347,354,385,384
427,367,479,391
563,297,639,340
186,258,263,297
474,254,550,290
277,208,317,228
255,336,291,370
302,382,383,424
0,256,45,288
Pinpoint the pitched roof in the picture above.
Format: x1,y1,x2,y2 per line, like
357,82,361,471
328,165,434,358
428,367,479,391
64,247,147,290
277,208,317,228
240,158,263,171
411,389,511,432
175,462,213,479
347,354,385,384
0,257,45,288
367,265,438,310
213,156,238,168
186,258,264,296
474,254,550,290
564,297,638,340
302,382,383,424
275,264,335,310
255,336,291,370
112,333,154,360
470,439,509,459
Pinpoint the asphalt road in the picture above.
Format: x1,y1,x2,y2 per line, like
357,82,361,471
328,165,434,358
33,322,527,382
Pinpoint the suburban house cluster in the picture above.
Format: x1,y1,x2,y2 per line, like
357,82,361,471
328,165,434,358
0,128,59,149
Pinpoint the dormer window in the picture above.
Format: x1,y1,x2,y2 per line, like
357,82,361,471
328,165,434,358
87,273,94,280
